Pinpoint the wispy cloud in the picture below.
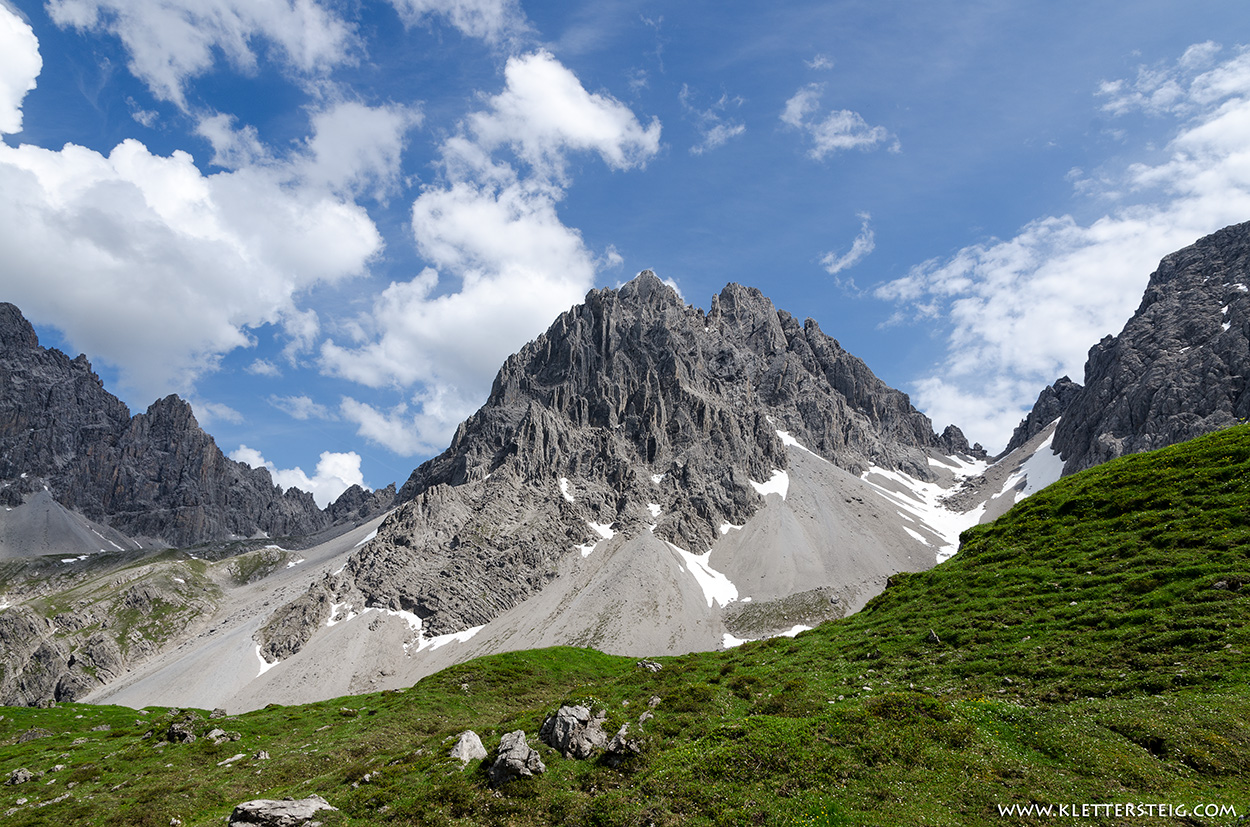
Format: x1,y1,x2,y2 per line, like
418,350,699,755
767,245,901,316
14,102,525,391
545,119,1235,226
680,84,746,155
821,213,875,292
781,83,896,159
45,0,358,108
387,0,531,47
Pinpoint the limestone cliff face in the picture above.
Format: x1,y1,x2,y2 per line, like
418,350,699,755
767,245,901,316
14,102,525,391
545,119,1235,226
1002,377,1083,457
1052,222,1250,472
263,273,962,653
0,303,330,547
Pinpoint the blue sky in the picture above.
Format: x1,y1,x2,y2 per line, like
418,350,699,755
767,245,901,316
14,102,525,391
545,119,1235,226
2,0,1249,505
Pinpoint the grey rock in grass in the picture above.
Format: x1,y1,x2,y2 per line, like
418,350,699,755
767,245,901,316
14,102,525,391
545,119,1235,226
165,720,197,743
15,728,52,743
605,723,642,766
4,768,33,785
226,794,337,826
539,704,608,759
448,730,487,765
488,730,546,787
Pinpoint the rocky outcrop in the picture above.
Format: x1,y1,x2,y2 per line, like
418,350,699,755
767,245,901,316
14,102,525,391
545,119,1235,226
267,272,961,650
488,730,546,787
1002,376,1082,456
539,704,608,759
0,303,330,547
1052,222,1250,472
227,795,337,827
0,554,219,706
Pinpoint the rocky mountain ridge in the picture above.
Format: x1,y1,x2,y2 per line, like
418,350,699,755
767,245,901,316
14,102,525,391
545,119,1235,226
1000,221,1250,472
258,272,976,661
0,303,392,549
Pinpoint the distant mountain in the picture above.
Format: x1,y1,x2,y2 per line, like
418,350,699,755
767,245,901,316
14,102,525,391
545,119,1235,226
0,303,390,549
254,272,987,676
1002,221,1250,473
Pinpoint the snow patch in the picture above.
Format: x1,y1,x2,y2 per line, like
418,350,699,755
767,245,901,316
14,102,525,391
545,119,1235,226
749,469,789,500
326,602,358,627
775,429,827,462
650,473,665,484
415,624,484,653
60,555,88,563
91,529,124,551
647,503,662,518
1234,283,1248,292
285,558,306,568
559,477,574,502
587,521,615,540
255,645,279,677
859,456,988,563
263,544,287,551
1016,432,1066,497
1223,321,1232,332
666,542,738,607
778,624,812,637
172,577,185,584
722,633,749,649
353,528,378,548
576,542,599,558
718,522,744,535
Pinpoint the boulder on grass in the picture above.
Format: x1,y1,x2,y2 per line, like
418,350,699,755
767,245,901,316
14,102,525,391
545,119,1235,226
538,704,607,759
448,731,487,765
227,794,337,826
488,731,545,787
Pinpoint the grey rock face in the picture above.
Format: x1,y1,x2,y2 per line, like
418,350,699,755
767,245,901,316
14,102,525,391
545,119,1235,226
539,704,608,759
488,730,546,787
227,794,337,827
0,303,329,547
448,730,487,764
1053,222,1250,473
265,272,958,651
1002,377,1083,456
326,483,397,525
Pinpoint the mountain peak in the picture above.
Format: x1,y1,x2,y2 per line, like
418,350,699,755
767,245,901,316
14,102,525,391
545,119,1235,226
0,302,40,351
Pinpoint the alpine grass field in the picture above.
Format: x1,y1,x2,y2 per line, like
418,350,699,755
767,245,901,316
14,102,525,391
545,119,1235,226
3,426,1249,826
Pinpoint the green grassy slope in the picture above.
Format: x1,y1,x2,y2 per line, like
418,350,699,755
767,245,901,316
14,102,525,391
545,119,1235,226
2,426,1250,826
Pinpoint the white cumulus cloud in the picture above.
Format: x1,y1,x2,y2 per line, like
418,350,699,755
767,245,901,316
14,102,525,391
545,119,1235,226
0,4,40,134
876,43,1250,451
466,50,661,182
322,50,658,455
231,444,366,507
